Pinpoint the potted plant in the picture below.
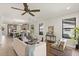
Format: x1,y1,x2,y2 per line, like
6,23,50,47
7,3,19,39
74,27,79,49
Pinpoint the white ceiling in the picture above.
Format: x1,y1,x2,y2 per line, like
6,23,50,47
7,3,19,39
28,3,79,19
0,3,79,24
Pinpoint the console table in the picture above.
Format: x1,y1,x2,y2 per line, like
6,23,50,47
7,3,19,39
46,34,56,42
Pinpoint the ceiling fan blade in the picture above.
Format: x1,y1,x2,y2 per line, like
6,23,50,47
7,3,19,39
30,9,40,12
11,7,24,11
23,3,28,11
22,11,27,15
29,12,35,16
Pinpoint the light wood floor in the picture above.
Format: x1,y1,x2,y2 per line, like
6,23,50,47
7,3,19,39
0,35,16,56
0,35,79,56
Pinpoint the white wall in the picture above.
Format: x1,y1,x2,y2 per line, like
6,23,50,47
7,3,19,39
29,18,46,41
32,12,79,47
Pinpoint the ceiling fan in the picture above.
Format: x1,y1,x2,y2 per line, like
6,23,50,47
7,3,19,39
11,3,40,16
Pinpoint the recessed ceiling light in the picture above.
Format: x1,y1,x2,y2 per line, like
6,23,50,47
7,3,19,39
66,7,71,10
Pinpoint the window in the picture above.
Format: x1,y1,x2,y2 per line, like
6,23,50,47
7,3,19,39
62,18,76,39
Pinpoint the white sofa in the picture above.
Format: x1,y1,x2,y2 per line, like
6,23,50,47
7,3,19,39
12,38,46,56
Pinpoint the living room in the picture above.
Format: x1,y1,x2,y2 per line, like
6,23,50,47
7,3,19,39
31,4,79,56
0,3,79,56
